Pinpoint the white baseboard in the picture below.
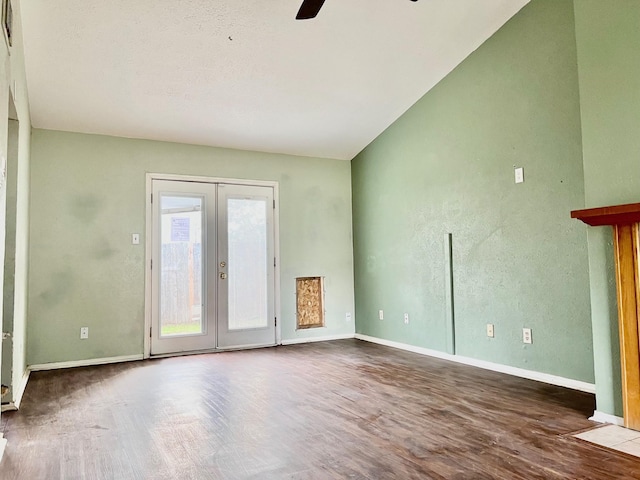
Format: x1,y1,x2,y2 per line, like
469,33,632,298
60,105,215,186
355,334,596,394
589,410,624,426
281,333,355,345
28,354,144,372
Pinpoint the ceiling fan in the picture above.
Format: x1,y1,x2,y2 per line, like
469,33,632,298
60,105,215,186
296,0,418,20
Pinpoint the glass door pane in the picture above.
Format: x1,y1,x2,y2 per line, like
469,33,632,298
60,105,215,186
160,195,204,336
227,198,268,330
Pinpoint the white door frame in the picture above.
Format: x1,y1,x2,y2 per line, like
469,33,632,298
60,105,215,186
143,173,281,359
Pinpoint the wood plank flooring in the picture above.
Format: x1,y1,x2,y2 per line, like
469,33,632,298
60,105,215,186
1,339,639,479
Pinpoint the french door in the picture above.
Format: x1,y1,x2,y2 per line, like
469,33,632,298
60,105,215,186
150,179,276,355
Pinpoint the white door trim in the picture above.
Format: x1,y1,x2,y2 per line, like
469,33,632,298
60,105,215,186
143,173,281,359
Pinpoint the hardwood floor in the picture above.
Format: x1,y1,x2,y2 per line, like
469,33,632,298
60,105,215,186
0,339,639,479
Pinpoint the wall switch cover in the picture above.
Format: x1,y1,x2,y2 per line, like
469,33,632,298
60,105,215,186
515,167,524,184
487,323,494,338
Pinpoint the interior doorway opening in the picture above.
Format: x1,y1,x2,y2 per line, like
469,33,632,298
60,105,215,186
1,92,20,408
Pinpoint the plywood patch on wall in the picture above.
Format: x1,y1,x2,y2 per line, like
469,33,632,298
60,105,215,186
296,277,325,329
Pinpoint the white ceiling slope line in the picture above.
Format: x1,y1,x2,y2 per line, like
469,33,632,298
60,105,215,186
21,0,530,161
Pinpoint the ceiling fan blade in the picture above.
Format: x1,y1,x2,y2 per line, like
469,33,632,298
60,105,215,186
296,0,326,20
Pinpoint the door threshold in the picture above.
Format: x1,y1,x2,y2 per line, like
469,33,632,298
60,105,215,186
150,343,278,359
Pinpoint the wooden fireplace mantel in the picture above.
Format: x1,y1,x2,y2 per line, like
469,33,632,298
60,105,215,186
572,202,640,430
571,202,640,226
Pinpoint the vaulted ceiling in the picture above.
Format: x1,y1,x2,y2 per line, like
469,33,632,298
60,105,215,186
20,0,529,160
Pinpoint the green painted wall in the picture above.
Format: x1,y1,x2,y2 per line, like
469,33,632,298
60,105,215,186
28,130,354,365
352,0,594,382
574,0,640,416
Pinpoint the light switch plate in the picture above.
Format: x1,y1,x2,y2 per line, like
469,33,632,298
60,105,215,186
515,167,524,184
487,323,494,338
132,233,140,245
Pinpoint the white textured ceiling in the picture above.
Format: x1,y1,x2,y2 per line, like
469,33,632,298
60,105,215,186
20,0,529,160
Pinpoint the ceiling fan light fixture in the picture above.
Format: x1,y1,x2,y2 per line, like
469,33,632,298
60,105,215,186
296,0,326,20
296,0,418,20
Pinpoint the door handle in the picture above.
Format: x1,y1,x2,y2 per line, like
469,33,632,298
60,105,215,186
220,272,227,279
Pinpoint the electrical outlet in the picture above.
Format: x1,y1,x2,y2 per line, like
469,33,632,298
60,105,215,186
80,327,89,340
379,310,384,320
487,323,494,338
404,313,409,324
523,327,532,344
346,312,352,322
